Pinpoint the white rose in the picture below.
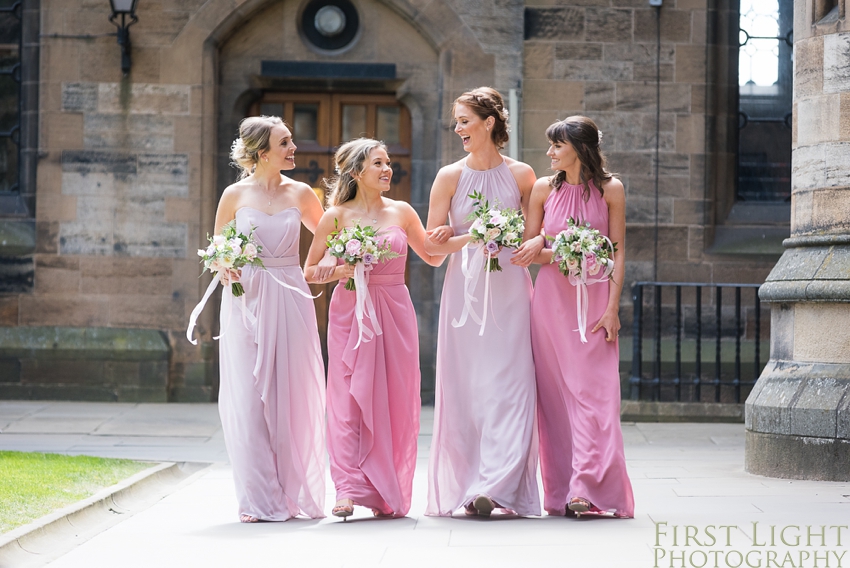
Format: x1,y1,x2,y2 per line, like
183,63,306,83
212,235,226,247
197,249,207,257
334,243,345,253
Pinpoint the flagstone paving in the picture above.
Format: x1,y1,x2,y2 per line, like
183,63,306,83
1,401,848,568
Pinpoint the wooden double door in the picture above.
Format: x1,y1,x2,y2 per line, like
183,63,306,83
250,93,412,361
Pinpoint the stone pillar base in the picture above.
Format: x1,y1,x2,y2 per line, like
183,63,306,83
745,430,850,481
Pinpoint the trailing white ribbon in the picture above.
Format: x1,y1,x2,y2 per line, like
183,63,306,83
352,263,382,349
567,236,616,343
186,273,255,345
452,243,498,337
185,267,317,345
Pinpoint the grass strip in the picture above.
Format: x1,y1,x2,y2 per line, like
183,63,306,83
0,451,152,533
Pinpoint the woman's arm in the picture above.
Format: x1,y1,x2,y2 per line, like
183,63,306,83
213,185,240,234
297,184,336,282
423,166,470,257
591,178,626,342
512,177,551,267
304,209,355,284
400,203,446,267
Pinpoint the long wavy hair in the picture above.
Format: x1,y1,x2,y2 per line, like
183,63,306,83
453,87,510,150
546,116,615,201
229,115,285,180
325,138,387,207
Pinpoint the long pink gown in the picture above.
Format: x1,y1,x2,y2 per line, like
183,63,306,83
326,226,420,517
426,161,541,517
218,207,326,521
531,181,634,518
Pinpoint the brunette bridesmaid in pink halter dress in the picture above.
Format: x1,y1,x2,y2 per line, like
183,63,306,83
305,139,445,520
525,116,634,518
424,88,543,518
213,117,336,523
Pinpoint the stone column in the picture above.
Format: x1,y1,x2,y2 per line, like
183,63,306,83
744,0,850,481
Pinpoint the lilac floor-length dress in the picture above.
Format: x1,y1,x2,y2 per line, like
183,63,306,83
426,161,541,517
531,181,634,518
326,226,421,517
218,206,326,521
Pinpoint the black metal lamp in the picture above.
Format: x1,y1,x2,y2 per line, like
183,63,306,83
108,0,139,76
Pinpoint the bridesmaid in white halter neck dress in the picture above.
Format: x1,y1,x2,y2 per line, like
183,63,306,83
213,117,336,523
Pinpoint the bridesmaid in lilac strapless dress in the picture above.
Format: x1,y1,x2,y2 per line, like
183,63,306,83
423,88,544,517
526,116,634,518
212,116,336,523
305,139,445,519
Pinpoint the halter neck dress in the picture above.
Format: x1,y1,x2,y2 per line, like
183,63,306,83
326,225,421,517
530,181,634,517
218,206,326,521
426,161,540,517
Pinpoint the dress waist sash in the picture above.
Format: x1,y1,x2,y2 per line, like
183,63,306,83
261,256,300,268
342,272,405,287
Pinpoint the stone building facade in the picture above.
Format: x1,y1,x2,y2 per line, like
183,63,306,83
746,0,850,481
0,0,792,402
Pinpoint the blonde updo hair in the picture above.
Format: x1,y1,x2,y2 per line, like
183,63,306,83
230,115,285,179
453,87,510,150
325,138,387,207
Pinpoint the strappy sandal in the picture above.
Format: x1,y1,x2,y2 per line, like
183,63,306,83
332,498,354,521
567,497,592,516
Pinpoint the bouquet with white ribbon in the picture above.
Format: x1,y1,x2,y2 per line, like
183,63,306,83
186,220,317,346
453,191,525,336
326,220,399,291
550,218,617,343
197,221,264,297
465,190,524,272
327,220,400,347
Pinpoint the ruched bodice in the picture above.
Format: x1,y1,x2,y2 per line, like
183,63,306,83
236,206,301,260
542,180,610,242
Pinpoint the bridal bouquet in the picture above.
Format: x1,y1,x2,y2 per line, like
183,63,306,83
550,218,617,343
550,217,616,280
465,190,525,272
326,220,399,291
197,220,264,297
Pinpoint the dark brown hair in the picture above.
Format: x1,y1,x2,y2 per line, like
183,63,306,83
545,115,615,201
453,87,510,150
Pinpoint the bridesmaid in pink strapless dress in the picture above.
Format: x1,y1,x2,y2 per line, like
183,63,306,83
527,116,633,518
305,139,445,519
211,116,335,523
324,226,420,516
219,207,326,521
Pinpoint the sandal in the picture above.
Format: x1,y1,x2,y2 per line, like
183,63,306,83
372,509,394,518
567,497,592,515
472,494,495,517
332,498,354,521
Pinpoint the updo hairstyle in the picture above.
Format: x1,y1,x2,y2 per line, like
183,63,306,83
230,115,285,179
453,87,510,150
325,138,388,207
546,115,614,201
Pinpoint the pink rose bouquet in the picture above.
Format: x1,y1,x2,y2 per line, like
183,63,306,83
326,219,399,291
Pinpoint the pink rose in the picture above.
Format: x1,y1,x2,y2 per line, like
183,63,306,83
345,239,362,256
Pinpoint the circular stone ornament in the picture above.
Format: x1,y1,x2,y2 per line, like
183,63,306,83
314,5,346,37
301,0,360,52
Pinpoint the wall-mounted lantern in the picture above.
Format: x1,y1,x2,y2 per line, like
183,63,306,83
108,0,139,76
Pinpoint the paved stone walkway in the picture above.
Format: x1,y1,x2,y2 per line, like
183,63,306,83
1,401,848,568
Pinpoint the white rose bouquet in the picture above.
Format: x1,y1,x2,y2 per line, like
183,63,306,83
197,220,264,297
465,190,525,272
326,220,399,291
